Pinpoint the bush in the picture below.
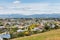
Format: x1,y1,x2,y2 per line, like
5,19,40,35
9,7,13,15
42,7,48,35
44,23,51,31
54,24,60,29
17,32,25,37
24,31,31,36
32,30,41,34
3,38,9,40
10,32,25,39
43,28,46,31
10,33,17,39
33,31,38,34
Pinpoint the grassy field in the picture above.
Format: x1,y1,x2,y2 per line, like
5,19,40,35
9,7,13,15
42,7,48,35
11,29,60,40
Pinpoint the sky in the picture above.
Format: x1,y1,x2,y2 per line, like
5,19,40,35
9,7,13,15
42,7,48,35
0,0,60,15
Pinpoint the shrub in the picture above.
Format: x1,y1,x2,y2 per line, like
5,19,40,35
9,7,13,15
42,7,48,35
17,32,25,37
24,31,31,36
44,23,51,31
10,32,25,39
32,30,41,34
54,24,60,29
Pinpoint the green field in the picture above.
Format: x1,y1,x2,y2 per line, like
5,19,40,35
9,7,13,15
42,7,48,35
11,29,60,40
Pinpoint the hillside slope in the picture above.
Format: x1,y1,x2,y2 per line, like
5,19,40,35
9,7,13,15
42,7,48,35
11,29,60,40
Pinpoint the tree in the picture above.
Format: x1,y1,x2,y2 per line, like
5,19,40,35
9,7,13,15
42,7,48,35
44,23,51,31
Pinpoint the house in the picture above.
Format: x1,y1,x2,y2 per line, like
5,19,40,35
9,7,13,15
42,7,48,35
17,25,30,32
50,24,55,28
17,29,25,32
0,37,3,40
0,26,5,28
0,32,11,40
31,23,44,32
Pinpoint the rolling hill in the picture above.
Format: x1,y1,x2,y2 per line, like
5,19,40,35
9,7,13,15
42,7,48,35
0,14,60,18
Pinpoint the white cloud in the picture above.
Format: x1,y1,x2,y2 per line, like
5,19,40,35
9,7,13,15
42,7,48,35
0,6,4,10
0,1,60,15
13,0,21,4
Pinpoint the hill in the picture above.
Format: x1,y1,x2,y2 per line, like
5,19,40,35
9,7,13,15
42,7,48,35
0,14,60,18
11,29,60,40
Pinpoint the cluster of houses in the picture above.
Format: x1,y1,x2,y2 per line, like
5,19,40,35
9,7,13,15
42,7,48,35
0,18,60,40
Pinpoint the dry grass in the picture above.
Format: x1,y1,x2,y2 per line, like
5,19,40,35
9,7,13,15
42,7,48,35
11,29,60,40
46,37,60,40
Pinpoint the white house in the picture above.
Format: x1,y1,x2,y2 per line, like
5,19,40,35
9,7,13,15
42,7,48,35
0,37,3,40
0,32,11,40
0,26,5,28
17,29,25,32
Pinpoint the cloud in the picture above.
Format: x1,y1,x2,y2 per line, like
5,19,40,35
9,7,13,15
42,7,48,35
0,6,5,10
0,1,60,15
13,0,21,4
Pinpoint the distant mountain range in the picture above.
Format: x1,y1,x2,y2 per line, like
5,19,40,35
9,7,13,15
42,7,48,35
0,14,60,18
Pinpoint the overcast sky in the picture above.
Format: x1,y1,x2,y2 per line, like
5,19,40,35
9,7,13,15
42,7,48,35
0,0,60,15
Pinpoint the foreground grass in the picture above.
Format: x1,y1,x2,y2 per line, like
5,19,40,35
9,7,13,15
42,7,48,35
11,29,60,40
